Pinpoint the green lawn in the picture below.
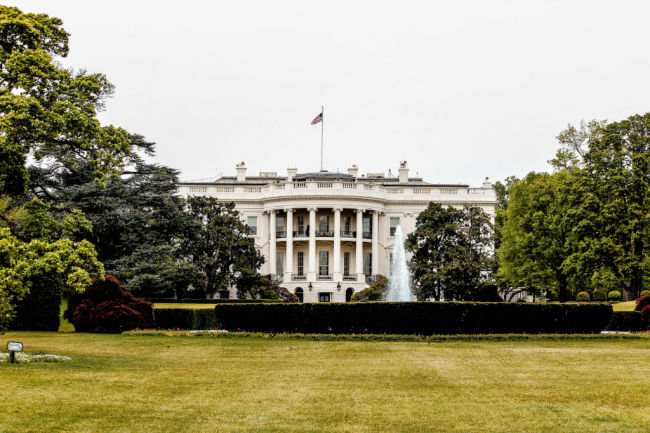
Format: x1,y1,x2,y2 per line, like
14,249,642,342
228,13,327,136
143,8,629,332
1,332,649,433
613,301,637,312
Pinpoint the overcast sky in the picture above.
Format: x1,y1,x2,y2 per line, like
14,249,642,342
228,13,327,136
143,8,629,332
12,0,650,185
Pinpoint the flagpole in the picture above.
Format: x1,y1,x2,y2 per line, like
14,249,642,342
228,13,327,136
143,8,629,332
320,105,324,171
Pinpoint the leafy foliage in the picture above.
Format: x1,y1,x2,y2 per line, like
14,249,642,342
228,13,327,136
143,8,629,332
350,275,388,301
634,295,650,329
607,291,622,302
576,292,590,302
406,203,494,301
66,275,154,333
180,197,264,298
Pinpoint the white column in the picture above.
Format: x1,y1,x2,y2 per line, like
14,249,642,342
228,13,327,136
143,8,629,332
269,210,276,277
333,208,341,280
356,209,364,280
372,210,379,276
285,209,293,281
308,207,317,280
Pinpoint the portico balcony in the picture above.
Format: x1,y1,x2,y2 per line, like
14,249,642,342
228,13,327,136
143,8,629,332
315,229,334,237
340,230,355,238
342,275,357,281
317,274,333,281
363,231,372,239
291,274,307,281
365,274,381,284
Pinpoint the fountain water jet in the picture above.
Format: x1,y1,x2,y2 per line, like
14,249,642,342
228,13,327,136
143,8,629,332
385,225,412,302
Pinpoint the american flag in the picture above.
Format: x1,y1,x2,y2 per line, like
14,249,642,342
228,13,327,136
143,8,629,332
310,112,323,125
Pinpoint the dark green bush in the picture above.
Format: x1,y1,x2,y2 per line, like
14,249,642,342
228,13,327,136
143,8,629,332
154,308,220,330
604,311,642,332
640,290,650,298
576,292,590,302
607,291,622,302
9,274,63,331
592,288,607,301
214,302,613,335
351,275,387,301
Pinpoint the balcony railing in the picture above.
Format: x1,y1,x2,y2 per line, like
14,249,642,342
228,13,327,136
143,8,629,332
276,231,286,238
343,275,357,281
293,229,307,237
363,231,372,239
317,274,332,281
270,274,283,284
316,230,334,237
340,230,355,238
365,274,381,284
291,274,307,281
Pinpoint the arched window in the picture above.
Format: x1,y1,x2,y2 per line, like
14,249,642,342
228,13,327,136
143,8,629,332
346,288,354,302
295,287,304,303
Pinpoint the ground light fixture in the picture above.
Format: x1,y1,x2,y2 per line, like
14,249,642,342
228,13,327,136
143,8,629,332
7,341,23,363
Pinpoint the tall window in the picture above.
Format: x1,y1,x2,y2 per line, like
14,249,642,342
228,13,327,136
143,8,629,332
319,292,331,303
319,215,329,231
276,216,285,234
297,251,304,276
363,216,371,234
343,252,350,276
297,215,304,235
390,217,400,236
276,252,284,277
363,252,372,276
247,216,257,235
319,251,329,276
344,216,351,232
295,287,304,302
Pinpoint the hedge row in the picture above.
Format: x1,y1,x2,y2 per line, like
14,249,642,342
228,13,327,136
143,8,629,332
154,308,220,330
604,311,642,332
146,298,282,304
213,302,613,334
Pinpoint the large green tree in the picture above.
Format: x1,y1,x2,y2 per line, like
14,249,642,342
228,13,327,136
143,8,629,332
496,171,573,301
180,197,264,299
406,203,494,301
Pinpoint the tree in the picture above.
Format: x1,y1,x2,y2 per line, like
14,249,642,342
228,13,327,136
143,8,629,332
406,203,494,301
496,171,574,301
180,197,264,299
561,113,650,299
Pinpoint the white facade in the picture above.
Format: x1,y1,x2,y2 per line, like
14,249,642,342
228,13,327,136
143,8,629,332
178,162,497,303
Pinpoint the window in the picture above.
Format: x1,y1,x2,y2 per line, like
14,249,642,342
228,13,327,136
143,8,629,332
276,252,284,277
276,216,285,234
295,287,304,303
363,252,372,276
297,251,304,276
363,216,371,234
319,251,329,276
344,216,351,232
319,215,329,231
297,216,305,235
345,288,354,302
247,216,258,235
343,252,350,276
390,217,400,236
319,292,331,303
189,186,207,193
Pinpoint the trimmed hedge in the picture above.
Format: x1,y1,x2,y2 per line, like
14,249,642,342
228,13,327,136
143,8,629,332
146,298,282,304
604,311,642,332
154,308,220,330
214,302,613,335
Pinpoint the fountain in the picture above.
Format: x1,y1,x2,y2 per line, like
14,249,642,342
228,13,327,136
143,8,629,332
385,225,412,302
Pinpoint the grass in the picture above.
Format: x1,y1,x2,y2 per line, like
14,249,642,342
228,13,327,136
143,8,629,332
1,332,649,433
613,301,636,312
153,303,216,309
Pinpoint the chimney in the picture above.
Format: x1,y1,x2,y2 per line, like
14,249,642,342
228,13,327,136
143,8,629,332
287,167,297,182
398,161,409,183
236,162,246,182
347,164,359,178
482,177,492,189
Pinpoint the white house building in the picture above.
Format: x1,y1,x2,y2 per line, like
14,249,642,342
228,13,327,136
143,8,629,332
177,162,497,303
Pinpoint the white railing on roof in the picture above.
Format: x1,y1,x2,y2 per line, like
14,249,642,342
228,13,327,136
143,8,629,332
343,182,357,189
317,182,333,188
293,182,307,189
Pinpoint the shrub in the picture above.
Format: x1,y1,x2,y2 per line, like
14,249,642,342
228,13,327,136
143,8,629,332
214,302,613,335
154,308,219,330
145,298,283,304
576,292,590,302
351,275,388,301
9,274,63,331
592,288,607,302
635,295,650,329
640,290,650,298
607,291,622,302
604,311,642,332
65,275,154,333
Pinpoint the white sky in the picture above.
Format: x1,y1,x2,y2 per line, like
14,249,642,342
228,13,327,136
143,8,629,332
11,0,650,185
